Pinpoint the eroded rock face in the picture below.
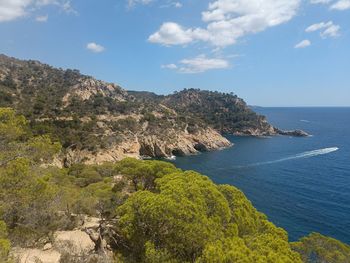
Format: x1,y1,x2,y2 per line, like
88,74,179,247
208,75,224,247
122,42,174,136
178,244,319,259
62,78,127,104
11,216,114,263
61,127,232,166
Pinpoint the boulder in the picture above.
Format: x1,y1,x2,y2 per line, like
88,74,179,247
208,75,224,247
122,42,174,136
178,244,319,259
54,230,95,255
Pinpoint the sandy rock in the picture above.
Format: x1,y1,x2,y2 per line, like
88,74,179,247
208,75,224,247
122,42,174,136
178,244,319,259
11,247,61,263
82,216,101,229
43,243,53,251
54,230,95,255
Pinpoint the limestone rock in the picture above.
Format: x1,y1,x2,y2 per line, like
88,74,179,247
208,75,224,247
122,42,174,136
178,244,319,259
54,230,95,255
11,247,61,263
43,243,53,251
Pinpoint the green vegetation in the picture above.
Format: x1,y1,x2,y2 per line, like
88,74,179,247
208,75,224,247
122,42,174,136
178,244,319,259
291,233,350,263
0,108,348,262
0,220,10,262
161,88,272,133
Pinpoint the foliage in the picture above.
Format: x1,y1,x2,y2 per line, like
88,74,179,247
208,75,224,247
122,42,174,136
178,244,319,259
0,108,61,167
291,232,350,263
162,88,271,133
0,221,10,262
115,169,302,263
114,158,179,192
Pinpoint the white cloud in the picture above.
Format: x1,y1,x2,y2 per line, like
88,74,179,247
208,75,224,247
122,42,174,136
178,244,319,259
0,0,31,22
62,1,78,15
330,0,350,10
86,42,105,53
35,14,48,22
0,0,76,22
305,21,333,32
310,0,350,10
161,63,178,69
306,21,340,38
295,39,311,48
310,0,332,4
163,55,230,74
321,24,340,38
129,0,182,8
149,0,301,47
148,22,196,45
128,0,153,7
174,2,182,8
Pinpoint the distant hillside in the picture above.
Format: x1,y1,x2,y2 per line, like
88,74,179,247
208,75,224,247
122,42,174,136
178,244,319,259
0,54,305,165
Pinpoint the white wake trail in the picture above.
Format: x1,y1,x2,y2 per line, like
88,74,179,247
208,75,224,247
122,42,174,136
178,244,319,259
237,147,339,168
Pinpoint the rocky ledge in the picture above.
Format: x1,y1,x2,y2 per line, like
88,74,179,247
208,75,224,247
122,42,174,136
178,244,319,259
232,127,309,137
275,129,310,137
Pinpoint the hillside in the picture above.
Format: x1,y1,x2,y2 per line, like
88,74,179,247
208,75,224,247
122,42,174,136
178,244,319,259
0,54,306,165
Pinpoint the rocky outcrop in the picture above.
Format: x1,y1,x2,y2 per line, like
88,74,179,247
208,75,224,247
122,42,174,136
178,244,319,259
11,216,114,263
139,128,231,158
62,78,127,105
61,128,232,166
276,129,309,137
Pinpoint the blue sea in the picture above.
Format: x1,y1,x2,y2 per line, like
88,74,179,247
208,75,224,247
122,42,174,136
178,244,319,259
173,107,350,243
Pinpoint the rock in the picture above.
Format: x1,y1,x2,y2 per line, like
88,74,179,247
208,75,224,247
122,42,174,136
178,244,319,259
62,127,232,165
82,216,101,229
54,230,95,255
11,215,116,263
276,129,309,137
43,243,53,251
11,247,61,263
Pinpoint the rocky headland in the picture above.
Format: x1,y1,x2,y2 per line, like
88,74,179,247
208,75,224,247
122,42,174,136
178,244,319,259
0,54,307,165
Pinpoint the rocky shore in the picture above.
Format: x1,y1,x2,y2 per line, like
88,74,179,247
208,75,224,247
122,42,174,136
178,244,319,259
59,126,308,166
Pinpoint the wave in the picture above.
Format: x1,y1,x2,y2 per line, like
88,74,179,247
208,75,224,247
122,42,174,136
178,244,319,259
166,155,177,161
235,147,339,168
300,120,310,123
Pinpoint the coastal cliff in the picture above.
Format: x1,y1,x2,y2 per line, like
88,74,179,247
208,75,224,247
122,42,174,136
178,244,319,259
0,54,306,165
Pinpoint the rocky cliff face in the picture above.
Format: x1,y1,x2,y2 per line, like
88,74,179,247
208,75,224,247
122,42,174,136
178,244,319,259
0,54,306,165
62,127,231,166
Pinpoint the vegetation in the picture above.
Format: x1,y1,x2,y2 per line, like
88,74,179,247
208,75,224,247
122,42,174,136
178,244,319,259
0,108,348,262
291,233,350,263
162,88,272,133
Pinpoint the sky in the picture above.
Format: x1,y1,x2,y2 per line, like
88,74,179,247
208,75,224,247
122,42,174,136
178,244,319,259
0,0,349,106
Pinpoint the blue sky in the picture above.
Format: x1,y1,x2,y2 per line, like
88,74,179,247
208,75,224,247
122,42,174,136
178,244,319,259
0,0,349,106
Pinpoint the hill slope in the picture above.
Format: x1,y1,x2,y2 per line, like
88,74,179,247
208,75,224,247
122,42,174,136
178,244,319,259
0,54,305,165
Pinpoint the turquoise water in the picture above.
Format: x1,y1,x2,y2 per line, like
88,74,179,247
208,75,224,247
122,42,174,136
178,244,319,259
173,108,350,243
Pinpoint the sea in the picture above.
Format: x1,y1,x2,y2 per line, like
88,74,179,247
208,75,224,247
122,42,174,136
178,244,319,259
172,107,350,243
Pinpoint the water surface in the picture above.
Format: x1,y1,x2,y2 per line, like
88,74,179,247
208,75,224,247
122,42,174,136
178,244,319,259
173,107,350,243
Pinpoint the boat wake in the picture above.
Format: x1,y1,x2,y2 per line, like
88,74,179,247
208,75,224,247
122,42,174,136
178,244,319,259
235,147,339,168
